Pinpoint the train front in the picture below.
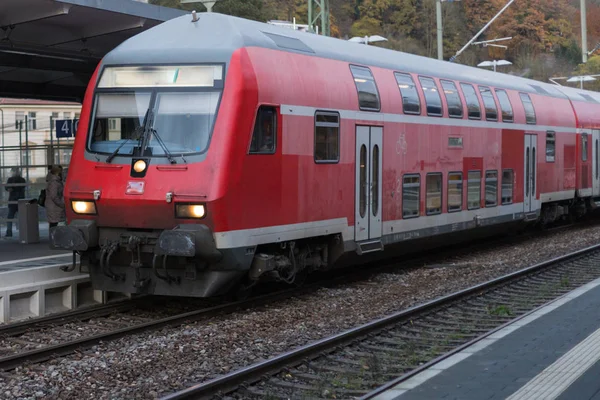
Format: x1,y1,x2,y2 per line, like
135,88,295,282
50,15,249,297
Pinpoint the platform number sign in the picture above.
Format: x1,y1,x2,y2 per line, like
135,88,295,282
55,119,79,138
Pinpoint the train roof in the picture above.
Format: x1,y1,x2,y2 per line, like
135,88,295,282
103,12,600,104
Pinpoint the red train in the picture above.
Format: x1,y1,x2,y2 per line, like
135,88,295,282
51,12,600,297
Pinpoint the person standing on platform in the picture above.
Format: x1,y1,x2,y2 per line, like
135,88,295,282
4,167,26,237
45,165,65,229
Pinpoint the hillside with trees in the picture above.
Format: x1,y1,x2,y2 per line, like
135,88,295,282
150,0,600,90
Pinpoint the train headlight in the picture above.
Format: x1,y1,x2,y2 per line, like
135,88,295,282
175,203,206,219
133,160,147,173
71,201,97,215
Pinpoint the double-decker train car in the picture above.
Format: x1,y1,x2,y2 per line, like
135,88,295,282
51,12,600,297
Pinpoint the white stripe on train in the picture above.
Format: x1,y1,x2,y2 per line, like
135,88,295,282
213,191,576,249
280,104,580,134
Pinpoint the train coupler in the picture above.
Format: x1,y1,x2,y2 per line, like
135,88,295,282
152,254,181,285
100,241,125,281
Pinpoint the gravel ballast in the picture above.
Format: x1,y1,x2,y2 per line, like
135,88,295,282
2,224,600,399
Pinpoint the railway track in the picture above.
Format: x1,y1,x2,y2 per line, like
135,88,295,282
161,244,600,400
0,220,596,376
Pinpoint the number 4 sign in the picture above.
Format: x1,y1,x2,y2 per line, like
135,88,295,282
55,119,79,138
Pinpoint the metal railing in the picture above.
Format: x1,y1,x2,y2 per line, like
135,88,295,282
0,116,74,238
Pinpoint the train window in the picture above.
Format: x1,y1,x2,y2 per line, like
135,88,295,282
359,145,367,218
441,80,463,118
479,86,498,121
394,72,420,115
426,173,442,215
546,131,555,162
520,93,536,124
467,171,481,210
314,111,340,163
403,175,420,218
597,139,599,179
372,145,380,217
583,133,589,161
495,89,514,122
485,170,498,207
460,83,481,120
89,92,152,154
501,169,513,204
249,106,277,154
350,65,380,112
448,172,463,212
418,76,442,117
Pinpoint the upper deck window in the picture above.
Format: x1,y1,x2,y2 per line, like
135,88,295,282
479,86,498,121
394,72,420,115
418,76,442,117
98,65,224,88
460,83,481,120
441,80,463,118
350,65,381,112
520,93,536,124
495,89,514,122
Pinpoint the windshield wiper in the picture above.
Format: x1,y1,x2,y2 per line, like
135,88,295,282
106,108,149,163
149,128,177,164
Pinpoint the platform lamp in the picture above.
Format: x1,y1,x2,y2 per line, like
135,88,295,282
348,35,388,45
180,0,219,13
477,59,512,72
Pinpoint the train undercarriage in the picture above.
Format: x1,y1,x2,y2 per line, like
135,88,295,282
52,195,600,298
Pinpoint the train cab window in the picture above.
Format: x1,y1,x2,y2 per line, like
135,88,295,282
501,169,513,204
495,89,514,122
440,80,463,118
249,106,277,154
394,72,420,115
403,175,420,218
448,172,463,212
350,65,380,112
89,92,152,153
583,133,589,161
418,76,442,117
485,170,498,207
314,111,340,163
519,93,536,124
426,173,442,215
460,83,481,120
467,171,481,210
546,131,555,162
478,86,498,121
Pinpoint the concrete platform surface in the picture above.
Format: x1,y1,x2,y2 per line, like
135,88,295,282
373,277,600,400
0,225,69,265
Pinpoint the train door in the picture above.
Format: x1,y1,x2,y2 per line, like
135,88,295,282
593,130,600,197
524,134,538,213
355,126,383,242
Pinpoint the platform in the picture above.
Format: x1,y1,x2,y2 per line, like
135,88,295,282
0,225,70,269
373,276,600,400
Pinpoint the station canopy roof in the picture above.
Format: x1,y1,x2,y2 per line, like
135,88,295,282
0,0,186,102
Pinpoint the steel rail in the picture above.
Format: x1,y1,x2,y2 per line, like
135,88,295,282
0,283,320,372
160,243,600,400
0,219,593,375
0,298,146,337
0,229,515,371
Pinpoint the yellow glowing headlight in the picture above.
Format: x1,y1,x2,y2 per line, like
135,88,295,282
175,204,206,219
133,160,147,173
71,201,97,215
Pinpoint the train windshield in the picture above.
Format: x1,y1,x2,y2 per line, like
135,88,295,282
89,92,151,155
89,65,223,157
148,92,220,155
